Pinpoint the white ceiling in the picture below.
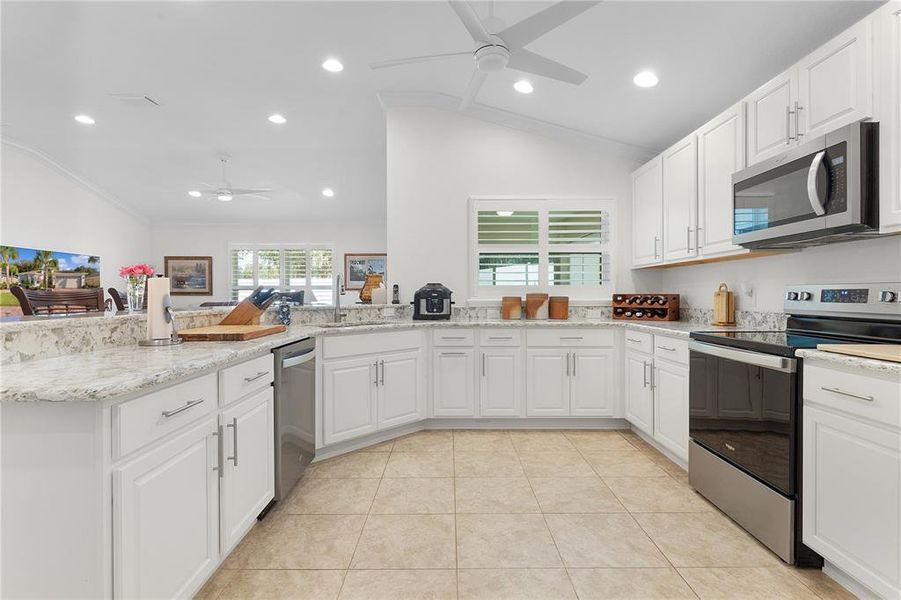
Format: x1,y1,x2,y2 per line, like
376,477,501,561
1,1,881,224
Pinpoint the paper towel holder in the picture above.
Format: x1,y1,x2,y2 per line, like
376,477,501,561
139,294,184,347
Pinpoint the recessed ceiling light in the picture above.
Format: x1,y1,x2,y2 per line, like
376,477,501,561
217,193,233,202
321,58,344,73
496,210,514,217
268,113,287,124
633,70,659,88
74,114,95,125
513,80,533,94
188,190,202,198
321,187,335,198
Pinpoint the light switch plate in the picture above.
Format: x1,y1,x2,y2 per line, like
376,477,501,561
740,283,756,309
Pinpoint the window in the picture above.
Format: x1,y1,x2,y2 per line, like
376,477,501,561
470,198,614,300
229,243,335,305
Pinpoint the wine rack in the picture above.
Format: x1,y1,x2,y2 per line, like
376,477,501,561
612,294,680,321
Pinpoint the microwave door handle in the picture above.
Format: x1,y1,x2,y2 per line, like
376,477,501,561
806,150,827,216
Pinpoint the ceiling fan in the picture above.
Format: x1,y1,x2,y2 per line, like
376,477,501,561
370,0,601,109
197,158,272,202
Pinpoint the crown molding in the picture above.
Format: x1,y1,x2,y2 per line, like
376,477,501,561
1,137,150,225
377,90,658,164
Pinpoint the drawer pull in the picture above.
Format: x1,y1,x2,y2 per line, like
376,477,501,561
821,387,874,402
161,398,204,418
626,337,642,343
560,336,584,340
441,352,468,356
441,336,466,340
243,370,269,383
488,336,513,340
657,345,677,352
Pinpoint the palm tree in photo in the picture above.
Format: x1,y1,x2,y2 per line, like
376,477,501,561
0,246,18,286
33,250,59,289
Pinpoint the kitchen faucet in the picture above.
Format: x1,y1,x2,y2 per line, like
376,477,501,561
334,274,347,323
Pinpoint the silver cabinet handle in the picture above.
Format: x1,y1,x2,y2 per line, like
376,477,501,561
786,105,794,142
226,417,238,466
442,352,468,356
572,352,577,377
650,364,656,390
821,387,874,402
560,336,583,340
657,345,677,352
213,425,224,477
243,370,269,383
696,226,702,250
653,235,660,259
626,337,642,344
379,360,385,386
161,398,204,418
794,101,803,140
565,352,571,376
488,336,513,340
481,353,486,377
643,361,650,387
687,226,692,252
441,336,466,340
373,362,379,386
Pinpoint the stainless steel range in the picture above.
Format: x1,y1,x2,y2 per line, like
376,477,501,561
688,282,901,566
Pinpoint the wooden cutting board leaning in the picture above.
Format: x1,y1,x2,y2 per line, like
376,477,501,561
816,344,901,363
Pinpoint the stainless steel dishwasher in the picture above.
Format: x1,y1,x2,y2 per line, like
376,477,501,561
272,337,316,501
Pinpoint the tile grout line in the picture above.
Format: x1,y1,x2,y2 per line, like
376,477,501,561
452,430,459,600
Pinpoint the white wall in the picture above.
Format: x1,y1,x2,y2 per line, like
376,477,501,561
150,221,386,307
657,235,901,312
386,106,660,305
0,143,152,291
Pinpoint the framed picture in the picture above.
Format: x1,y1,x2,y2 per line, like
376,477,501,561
164,256,213,295
344,253,387,290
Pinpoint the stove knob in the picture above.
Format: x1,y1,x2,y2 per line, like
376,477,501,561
880,290,898,303
785,291,799,301
799,291,813,301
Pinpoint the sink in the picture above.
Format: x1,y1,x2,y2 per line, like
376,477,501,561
319,320,388,328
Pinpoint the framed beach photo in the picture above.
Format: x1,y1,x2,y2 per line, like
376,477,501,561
164,256,213,295
344,253,386,290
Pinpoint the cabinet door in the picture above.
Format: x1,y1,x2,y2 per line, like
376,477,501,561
624,350,654,435
747,70,797,165
653,360,689,461
662,135,698,262
698,103,746,257
220,388,275,554
480,348,523,417
526,349,570,416
113,417,219,600
803,405,900,599
798,18,873,140
433,349,476,417
631,156,664,266
379,350,423,429
570,349,616,417
877,2,901,233
322,357,377,445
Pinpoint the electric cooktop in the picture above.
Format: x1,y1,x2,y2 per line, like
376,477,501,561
689,330,844,357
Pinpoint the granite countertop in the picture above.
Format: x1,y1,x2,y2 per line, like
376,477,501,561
0,319,743,403
796,349,901,377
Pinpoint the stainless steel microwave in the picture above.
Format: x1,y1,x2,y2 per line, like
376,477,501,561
732,121,879,249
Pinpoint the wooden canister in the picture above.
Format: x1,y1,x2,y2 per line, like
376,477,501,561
549,296,569,320
525,293,549,320
712,283,735,325
501,296,523,320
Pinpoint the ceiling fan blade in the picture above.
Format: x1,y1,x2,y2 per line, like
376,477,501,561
507,48,587,85
242,194,271,201
459,69,487,110
448,0,491,43
370,51,472,70
499,1,601,49
199,182,218,190
231,188,273,195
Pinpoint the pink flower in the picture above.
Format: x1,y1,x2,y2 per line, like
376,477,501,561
119,264,155,278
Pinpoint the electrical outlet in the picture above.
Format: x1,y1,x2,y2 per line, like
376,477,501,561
740,283,756,309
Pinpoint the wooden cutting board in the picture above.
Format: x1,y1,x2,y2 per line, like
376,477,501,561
817,344,901,363
179,324,287,341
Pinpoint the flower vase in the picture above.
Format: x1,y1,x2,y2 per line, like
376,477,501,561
124,275,147,312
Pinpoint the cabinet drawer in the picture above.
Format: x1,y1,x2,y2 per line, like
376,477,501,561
478,329,522,347
220,354,274,407
323,330,422,359
653,335,689,364
526,328,614,347
623,330,654,354
803,361,900,429
113,373,218,458
432,329,475,347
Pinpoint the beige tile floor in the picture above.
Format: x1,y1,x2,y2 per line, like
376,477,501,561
197,429,854,600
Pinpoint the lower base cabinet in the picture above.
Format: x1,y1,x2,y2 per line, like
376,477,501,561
525,348,615,417
653,359,689,459
526,349,572,416
625,349,654,435
571,349,616,417
433,349,476,417
379,351,424,428
479,349,523,417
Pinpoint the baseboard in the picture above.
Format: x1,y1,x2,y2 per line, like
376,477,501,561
630,426,688,470
823,561,883,600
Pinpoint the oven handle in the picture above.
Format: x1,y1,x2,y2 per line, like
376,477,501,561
689,341,796,373
806,150,827,216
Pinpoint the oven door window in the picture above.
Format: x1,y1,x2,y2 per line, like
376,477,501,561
689,351,795,495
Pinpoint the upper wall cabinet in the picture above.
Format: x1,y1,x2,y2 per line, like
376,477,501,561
662,135,699,262
747,70,798,165
875,1,901,233
631,156,664,267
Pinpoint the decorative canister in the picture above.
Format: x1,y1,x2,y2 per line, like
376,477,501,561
276,299,292,326
525,293,549,320
549,296,569,320
501,296,523,320
712,283,735,325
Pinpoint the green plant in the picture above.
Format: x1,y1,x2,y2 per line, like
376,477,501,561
0,245,18,286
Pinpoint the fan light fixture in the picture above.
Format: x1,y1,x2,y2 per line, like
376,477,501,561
188,190,202,198
513,80,534,94
496,210,514,217
217,193,233,202
322,58,344,73
268,113,287,124
633,70,659,88
74,114,95,125
321,188,335,198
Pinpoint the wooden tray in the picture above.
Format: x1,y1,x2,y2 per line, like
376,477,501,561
179,324,287,342
817,344,901,363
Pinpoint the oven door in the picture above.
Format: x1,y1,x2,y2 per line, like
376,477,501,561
689,341,797,496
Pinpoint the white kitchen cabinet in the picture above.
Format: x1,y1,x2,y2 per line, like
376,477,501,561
697,102,747,257
747,70,798,165
624,349,654,436
876,1,901,233
378,351,423,429
652,358,689,459
570,349,616,417
662,135,699,261
797,18,873,140
631,156,664,267
526,346,615,418
113,416,220,600
479,348,523,417
526,349,571,416
433,349,476,417
322,356,378,445
219,388,275,555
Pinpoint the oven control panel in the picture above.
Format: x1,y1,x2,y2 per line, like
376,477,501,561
784,282,901,319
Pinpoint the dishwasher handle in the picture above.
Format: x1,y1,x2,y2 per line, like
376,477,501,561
282,350,315,369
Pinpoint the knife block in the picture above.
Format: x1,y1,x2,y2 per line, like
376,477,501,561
219,298,266,326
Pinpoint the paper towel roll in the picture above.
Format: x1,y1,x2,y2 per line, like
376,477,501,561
146,277,173,340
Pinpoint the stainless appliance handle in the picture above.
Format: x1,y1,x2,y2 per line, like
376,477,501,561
226,417,238,466
243,370,269,383
820,387,874,402
806,150,827,216
689,341,796,373
282,351,315,368
161,398,204,418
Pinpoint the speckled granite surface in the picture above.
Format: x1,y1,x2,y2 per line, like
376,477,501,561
797,349,901,377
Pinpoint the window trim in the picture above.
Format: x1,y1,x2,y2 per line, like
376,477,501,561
228,242,336,305
468,196,616,303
